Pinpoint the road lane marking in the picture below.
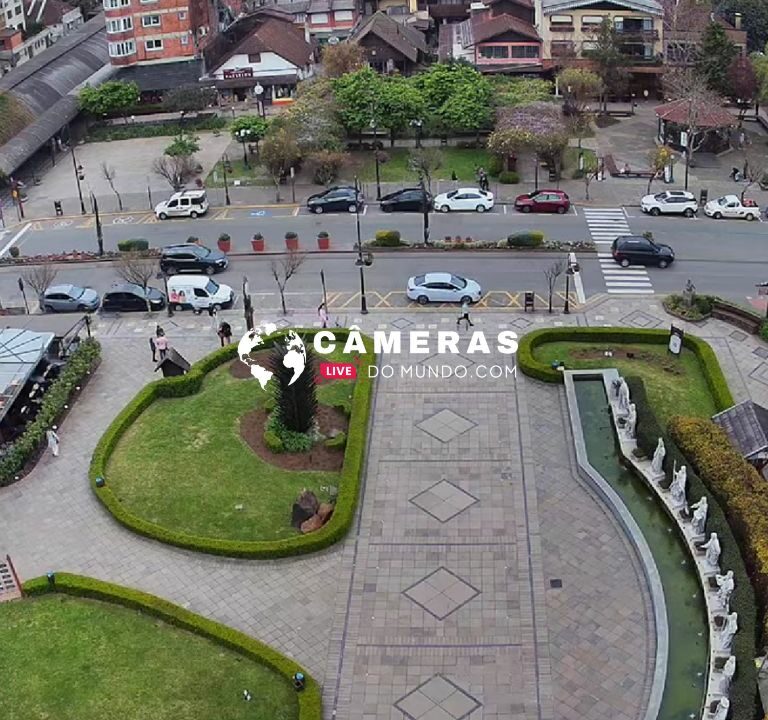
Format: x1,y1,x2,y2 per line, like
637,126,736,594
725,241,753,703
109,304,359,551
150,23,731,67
0,223,31,256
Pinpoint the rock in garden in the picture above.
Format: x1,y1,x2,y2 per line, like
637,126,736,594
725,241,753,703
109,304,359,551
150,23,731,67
317,502,335,524
291,489,320,527
300,514,324,533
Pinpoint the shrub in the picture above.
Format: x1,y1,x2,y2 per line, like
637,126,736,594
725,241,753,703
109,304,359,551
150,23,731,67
325,431,346,449
9,246,19,258
263,428,284,453
22,573,322,720
266,414,313,453
517,327,734,411
487,155,503,177
0,339,101,486
627,381,758,720
498,170,520,184
89,328,375,558
372,230,403,247
663,293,714,321
86,117,227,142
117,239,149,252
507,231,544,248
306,150,348,185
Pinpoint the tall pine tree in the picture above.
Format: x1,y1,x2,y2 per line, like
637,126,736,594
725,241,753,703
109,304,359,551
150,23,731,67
695,22,737,96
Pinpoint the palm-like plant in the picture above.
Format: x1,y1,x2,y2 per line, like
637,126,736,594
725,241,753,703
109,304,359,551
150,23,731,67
269,341,317,433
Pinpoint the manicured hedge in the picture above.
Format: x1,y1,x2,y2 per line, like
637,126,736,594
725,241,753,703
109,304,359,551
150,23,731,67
507,231,544,248
90,328,375,558
628,379,759,720
670,416,768,641
22,573,320,720
518,327,734,411
0,338,101,487
117,239,149,252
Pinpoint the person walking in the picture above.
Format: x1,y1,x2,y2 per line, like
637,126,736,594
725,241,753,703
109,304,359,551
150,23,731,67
46,426,60,457
318,302,329,329
209,305,219,331
155,329,169,360
457,299,474,330
149,335,157,362
217,321,232,346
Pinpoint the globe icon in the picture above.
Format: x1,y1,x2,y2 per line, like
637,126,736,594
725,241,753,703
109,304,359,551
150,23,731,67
237,324,307,389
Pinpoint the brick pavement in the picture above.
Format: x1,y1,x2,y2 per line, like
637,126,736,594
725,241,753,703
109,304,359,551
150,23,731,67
2,298,767,719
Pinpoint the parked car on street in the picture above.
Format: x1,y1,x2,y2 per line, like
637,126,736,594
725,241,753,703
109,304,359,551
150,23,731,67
167,275,235,312
307,186,363,214
704,194,760,220
102,283,166,312
514,189,570,214
154,189,209,220
380,187,432,212
433,188,494,213
41,284,101,313
406,272,483,305
159,244,228,275
611,235,675,268
640,190,698,217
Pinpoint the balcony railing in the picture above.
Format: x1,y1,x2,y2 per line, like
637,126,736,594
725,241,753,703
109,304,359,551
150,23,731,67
614,27,659,40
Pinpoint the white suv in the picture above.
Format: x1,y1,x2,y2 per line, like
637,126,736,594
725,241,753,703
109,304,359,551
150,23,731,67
154,190,209,220
640,190,698,218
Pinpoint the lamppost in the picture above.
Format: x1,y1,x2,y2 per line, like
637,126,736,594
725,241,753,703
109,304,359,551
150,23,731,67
70,146,86,215
238,128,250,168
160,270,174,317
222,153,232,206
255,84,265,119
419,175,430,246
91,191,104,256
353,176,368,315
410,118,423,148
563,256,579,314
631,92,636,114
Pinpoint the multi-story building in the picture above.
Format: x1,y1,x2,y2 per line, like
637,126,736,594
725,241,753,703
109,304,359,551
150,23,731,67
25,0,84,39
103,0,212,66
1,0,26,32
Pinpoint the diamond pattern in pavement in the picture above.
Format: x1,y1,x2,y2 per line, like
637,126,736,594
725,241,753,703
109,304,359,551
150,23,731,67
409,479,479,522
392,317,414,329
416,409,476,443
395,675,482,720
619,310,661,329
402,567,480,620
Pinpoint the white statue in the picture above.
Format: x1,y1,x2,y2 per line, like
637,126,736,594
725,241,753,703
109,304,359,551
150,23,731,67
651,438,665,476
713,697,730,720
626,403,637,438
702,532,721,569
670,465,687,507
716,570,735,611
617,378,630,414
691,496,708,535
720,655,736,695
719,612,738,653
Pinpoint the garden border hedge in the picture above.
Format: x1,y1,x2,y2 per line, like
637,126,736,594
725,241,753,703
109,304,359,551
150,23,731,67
517,327,734,411
89,328,375,558
22,572,320,720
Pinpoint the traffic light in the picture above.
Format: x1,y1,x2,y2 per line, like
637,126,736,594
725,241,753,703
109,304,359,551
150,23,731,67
77,164,84,181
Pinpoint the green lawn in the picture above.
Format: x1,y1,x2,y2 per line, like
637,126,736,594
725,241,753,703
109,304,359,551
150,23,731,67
350,148,492,183
1,594,297,720
562,146,597,172
106,357,355,541
533,342,717,422
205,157,272,188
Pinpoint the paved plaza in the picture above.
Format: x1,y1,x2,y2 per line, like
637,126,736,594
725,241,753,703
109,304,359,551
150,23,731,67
2,296,767,719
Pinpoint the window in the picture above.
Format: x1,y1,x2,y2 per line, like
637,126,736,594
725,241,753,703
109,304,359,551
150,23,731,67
178,10,186,18
479,45,508,59
141,14,160,26
509,45,539,58
295,12,305,21
14,5,20,13
582,15,603,24
550,14,572,24
103,0,129,8
106,16,132,32
145,37,163,50
180,33,188,44
108,39,136,56
247,52,261,62
311,12,328,23
334,9,353,21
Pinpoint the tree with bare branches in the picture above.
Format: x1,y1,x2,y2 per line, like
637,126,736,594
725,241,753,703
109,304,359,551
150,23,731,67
408,148,443,192
660,0,714,67
101,162,123,211
22,263,58,308
115,252,158,311
152,155,197,191
582,155,600,201
271,250,307,315
543,260,565,313
739,145,768,200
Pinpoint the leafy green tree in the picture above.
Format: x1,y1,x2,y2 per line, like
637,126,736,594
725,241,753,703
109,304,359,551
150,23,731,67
438,80,493,139
586,19,628,112
557,68,602,115
491,77,554,107
162,86,217,112
719,0,768,51
752,44,768,103
164,135,200,157
79,81,139,117
696,22,737,96
230,115,269,157
261,127,301,202
333,67,385,135
285,77,344,153
411,62,483,114
377,76,426,146
646,146,674,194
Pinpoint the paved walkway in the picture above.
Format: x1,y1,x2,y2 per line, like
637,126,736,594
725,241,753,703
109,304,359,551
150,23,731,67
2,297,768,719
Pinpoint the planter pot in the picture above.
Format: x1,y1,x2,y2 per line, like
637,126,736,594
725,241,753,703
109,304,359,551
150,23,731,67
217,239,231,253
251,237,265,252
317,235,330,250
285,235,299,250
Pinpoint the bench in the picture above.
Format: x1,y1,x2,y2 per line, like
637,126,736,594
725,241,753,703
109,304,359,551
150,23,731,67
604,153,655,179
711,299,763,333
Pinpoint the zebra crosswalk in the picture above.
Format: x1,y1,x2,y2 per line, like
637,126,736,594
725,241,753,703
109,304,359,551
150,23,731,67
584,207,654,295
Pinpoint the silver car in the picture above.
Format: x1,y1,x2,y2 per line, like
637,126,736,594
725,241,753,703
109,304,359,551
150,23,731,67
41,284,101,313
406,272,483,305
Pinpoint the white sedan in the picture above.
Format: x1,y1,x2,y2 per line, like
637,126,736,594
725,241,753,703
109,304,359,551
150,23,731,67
704,194,760,220
406,272,482,305
433,188,494,213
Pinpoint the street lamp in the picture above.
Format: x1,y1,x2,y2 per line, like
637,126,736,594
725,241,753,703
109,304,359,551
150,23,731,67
353,176,369,315
419,175,430,246
238,128,250,168
222,153,232,206
410,118,423,148
70,146,86,215
563,256,579,314
254,84,265,119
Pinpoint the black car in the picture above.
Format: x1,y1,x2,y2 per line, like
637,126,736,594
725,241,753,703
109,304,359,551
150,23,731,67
611,235,675,268
307,186,363,214
159,244,229,275
380,188,432,212
102,283,166,312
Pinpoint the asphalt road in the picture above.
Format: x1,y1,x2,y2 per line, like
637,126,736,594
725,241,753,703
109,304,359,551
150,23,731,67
1,205,767,308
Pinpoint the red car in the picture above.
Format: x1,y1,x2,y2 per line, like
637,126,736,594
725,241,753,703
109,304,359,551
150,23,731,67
514,190,570,214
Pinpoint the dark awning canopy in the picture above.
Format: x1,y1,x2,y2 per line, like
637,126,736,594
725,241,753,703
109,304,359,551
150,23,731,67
117,59,203,93
712,400,768,461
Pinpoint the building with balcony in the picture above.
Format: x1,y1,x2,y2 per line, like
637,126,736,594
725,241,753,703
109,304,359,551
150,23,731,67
665,12,746,65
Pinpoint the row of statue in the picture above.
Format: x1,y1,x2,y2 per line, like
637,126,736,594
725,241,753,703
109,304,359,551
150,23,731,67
612,375,738,708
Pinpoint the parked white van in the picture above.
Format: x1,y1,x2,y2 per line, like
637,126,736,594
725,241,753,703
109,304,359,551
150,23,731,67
167,276,235,312
154,189,209,220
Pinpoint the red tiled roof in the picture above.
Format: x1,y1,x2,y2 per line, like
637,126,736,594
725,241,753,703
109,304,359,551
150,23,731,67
654,99,736,128
471,13,540,43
